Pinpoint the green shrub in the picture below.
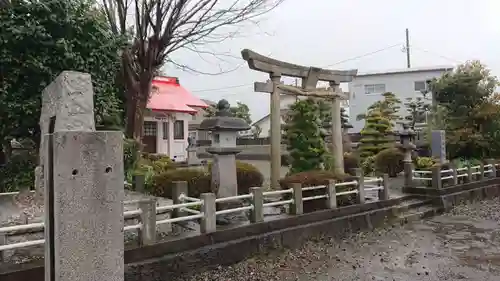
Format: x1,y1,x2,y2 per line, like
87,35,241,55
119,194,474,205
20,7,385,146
124,138,140,174
0,151,36,192
208,161,264,195
234,161,264,194
374,148,404,177
151,157,174,174
279,170,357,212
361,156,375,176
414,157,436,170
343,153,360,175
142,153,173,163
152,168,213,199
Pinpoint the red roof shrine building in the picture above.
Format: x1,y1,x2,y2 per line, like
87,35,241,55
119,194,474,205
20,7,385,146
143,76,208,161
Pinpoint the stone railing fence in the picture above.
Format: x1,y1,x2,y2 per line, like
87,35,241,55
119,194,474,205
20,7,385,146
410,161,498,189
0,169,389,259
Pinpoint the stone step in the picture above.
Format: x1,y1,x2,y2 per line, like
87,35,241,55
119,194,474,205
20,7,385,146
393,198,433,213
396,205,440,225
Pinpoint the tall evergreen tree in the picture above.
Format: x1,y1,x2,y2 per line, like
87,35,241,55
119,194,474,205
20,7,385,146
283,98,326,174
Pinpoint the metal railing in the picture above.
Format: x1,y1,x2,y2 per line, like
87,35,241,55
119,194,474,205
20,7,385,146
0,172,390,258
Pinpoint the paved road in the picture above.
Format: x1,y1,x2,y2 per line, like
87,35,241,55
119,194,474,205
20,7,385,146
177,198,500,281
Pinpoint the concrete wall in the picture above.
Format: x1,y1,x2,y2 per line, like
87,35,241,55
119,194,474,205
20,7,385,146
348,68,450,133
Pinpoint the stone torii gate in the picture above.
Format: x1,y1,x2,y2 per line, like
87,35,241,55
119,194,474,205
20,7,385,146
241,49,357,189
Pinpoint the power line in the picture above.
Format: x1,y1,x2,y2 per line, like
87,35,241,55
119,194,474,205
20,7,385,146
322,43,402,67
191,43,403,94
411,45,462,64
191,83,250,93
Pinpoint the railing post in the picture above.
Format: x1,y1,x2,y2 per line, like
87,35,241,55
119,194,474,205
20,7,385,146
200,193,216,233
355,168,365,204
451,163,458,186
172,181,188,218
250,187,264,223
432,165,442,189
132,174,145,193
467,163,473,182
404,162,413,188
0,234,6,262
487,160,497,178
479,163,485,180
326,179,337,209
290,183,303,215
378,174,390,201
138,199,156,245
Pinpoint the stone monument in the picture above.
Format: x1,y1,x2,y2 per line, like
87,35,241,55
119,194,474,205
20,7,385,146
242,49,357,186
186,137,201,165
431,129,446,164
398,123,416,188
35,71,96,196
199,99,250,224
43,72,124,281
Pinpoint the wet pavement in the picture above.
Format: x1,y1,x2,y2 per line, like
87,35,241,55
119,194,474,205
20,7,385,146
177,198,500,281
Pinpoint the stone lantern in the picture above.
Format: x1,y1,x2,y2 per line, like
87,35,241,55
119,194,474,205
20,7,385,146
199,99,251,224
398,122,416,188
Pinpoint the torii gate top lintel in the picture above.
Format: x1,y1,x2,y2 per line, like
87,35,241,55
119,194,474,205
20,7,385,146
241,49,358,85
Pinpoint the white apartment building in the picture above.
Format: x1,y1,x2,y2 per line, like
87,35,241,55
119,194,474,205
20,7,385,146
348,66,453,133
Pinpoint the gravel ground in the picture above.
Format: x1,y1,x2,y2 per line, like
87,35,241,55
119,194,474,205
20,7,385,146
174,198,500,281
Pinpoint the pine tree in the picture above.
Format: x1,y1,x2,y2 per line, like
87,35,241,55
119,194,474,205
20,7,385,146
283,98,326,174
340,107,350,129
358,92,401,158
358,110,393,158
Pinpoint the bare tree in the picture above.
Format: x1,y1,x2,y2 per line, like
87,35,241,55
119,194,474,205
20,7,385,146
0,0,10,8
101,0,284,141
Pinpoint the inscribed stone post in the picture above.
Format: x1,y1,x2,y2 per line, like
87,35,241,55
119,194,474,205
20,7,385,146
44,131,124,281
431,130,446,163
36,71,96,195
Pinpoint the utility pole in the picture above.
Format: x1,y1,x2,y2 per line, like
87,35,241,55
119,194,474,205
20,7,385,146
405,28,411,68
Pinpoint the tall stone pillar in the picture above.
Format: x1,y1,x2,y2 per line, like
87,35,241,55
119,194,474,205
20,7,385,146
44,131,124,281
329,82,344,174
36,71,95,196
270,73,282,189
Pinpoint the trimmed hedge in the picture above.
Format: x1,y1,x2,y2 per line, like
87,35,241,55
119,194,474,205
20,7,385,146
207,161,264,195
152,161,264,199
343,153,360,175
279,170,357,213
374,148,404,177
152,169,213,198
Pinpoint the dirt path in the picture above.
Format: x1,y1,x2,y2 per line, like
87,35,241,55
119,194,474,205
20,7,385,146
176,198,500,281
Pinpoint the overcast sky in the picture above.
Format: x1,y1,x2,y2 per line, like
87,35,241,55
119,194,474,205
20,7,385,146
164,0,500,123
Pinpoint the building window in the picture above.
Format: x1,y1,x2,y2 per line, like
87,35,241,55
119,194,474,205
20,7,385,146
143,121,157,136
364,84,386,94
173,120,184,140
414,81,427,92
162,122,169,140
